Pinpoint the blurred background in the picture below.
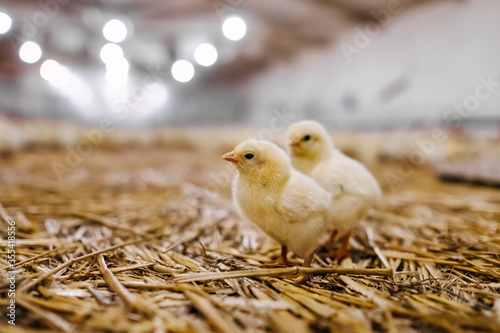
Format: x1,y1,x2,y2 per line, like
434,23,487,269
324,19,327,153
0,0,499,130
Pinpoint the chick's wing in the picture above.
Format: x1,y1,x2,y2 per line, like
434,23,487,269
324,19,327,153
314,155,379,198
274,172,331,225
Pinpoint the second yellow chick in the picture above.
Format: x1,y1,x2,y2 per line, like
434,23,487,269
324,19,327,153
286,120,382,261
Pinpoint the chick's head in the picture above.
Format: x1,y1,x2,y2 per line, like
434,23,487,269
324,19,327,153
222,140,291,183
286,120,333,159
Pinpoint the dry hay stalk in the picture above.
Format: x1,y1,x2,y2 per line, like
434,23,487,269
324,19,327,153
173,267,393,282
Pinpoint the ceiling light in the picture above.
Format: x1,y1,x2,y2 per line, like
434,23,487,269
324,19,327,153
103,19,127,43
171,60,194,83
0,12,12,34
194,43,218,67
40,59,61,81
19,41,42,64
222,16,247,41
100,43,124,64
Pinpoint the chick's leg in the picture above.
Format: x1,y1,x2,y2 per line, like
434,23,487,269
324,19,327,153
318,229,338,249
317,229,338,259
279,245,294,266
327,229,339,246
294,251,314,286
335,229,353,263
261,245,294,268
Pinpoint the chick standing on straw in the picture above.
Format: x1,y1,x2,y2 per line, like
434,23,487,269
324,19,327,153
286,120,381,262
222,140,333,285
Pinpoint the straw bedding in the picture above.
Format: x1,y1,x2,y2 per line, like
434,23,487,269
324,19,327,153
0,126,499,333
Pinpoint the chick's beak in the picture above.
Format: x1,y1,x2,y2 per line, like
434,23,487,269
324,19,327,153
222,151,238,164
288,138,301,148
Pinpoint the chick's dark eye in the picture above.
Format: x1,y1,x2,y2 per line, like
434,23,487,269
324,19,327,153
303,135,311,141
244,153,255,160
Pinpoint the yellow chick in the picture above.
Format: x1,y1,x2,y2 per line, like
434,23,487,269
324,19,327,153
286,120,382,261
222,140,333,284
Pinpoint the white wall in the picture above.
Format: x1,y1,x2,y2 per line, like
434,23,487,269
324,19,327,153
248,0,500,128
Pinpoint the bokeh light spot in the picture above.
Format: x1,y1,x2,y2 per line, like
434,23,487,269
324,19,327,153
194,43,218,67
171,60,194,83
222,16,247,41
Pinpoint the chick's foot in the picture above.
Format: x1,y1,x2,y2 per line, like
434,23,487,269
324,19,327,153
294,274,309,285
261,245,296,268
294,251,314,285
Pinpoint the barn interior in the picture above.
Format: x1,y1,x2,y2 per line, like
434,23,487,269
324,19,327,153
0,0,500,332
